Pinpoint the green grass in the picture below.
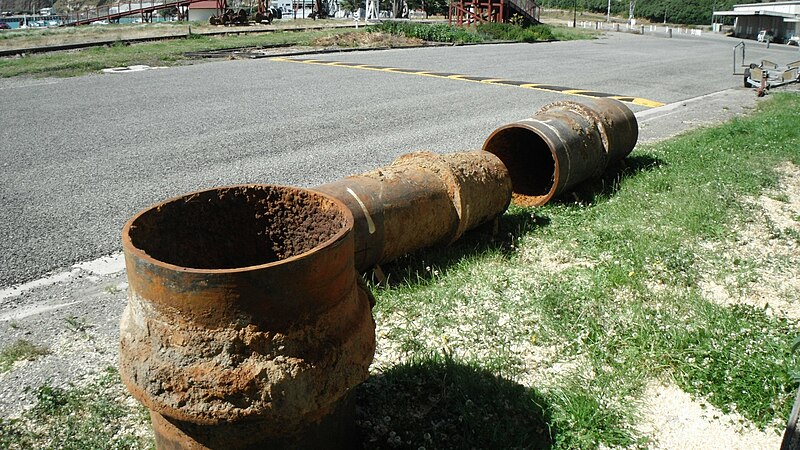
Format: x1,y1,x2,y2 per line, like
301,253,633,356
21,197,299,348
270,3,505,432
368,21,484,43
0,368,153,449
369,21,596,44
366,93,800,447
0,28,357,78
0,340,50,373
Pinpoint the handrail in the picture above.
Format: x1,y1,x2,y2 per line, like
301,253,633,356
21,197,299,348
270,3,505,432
733,41,746,75
506,0,539,23
64,0,201,26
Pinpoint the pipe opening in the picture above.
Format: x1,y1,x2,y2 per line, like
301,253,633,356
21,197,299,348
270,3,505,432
125,185,350,270
483,126,556,204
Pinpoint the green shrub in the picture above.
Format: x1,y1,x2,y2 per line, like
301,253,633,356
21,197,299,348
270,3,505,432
368,22,483,43
476,22,555,42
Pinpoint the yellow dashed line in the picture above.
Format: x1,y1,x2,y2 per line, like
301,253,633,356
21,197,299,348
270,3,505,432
271,57,665,108
625,98,665,108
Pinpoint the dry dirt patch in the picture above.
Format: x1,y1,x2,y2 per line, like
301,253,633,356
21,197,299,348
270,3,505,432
699,161,800,319
638,381,782,449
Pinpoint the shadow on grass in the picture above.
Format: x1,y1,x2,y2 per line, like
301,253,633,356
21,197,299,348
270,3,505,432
355,353,553,449
551,154,667,206
372,208,550,287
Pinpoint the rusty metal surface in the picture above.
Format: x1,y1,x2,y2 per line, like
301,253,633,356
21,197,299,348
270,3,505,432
538,98,638,161
483,98,638,207
149,392,358,449
483,109,605,207
315,150,511,271
120,153,513,447
120,185,375,447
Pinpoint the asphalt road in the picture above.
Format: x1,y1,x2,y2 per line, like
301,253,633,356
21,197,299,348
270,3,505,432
1,31,798,286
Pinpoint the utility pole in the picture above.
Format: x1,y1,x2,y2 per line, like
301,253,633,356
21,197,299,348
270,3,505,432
572,0,576,27
628,0,635,25
712,0,717,27
607,0,611,22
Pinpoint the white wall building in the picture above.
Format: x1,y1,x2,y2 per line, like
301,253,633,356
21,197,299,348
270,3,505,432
714,1,800,42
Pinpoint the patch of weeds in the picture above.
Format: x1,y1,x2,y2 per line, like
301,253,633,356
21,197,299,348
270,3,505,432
104,284,121,295
728,256,762,294
0,340,50,373
64,315,92,333
368,22,483,43
549,25,601,40
0,367,153,449
782,227,800,244
771,192,791,203
312,30,421,48
547,381,643,449
658,247,699,287
476,22,556,42
667,303,797,429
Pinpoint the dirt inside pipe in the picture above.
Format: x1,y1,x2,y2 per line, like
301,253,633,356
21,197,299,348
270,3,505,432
127,185,348,269
483,126,555,207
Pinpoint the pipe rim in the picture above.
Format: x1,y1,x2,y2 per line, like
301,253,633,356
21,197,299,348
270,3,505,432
483,122,560,206
121,184,354,274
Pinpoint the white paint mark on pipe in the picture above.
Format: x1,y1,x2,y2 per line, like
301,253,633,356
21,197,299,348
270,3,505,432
346,187,376,234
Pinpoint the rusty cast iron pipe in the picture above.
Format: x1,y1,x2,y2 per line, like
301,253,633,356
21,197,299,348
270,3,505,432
538,97,638,162
120,185,375,449
315,150,513,271
482,98,638,207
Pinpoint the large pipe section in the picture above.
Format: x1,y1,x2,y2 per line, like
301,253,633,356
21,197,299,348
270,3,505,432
482,98,638,206
315,150,512,272
119,100,638,449
120,185,375,449
119,152,511,449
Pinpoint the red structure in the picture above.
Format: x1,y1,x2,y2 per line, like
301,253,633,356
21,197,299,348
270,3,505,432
449,0,540,26
63,0,206,26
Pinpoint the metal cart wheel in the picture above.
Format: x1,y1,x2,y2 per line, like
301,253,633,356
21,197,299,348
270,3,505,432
781,386,800,450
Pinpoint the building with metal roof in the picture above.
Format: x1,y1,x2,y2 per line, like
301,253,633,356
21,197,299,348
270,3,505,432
714,1,800,42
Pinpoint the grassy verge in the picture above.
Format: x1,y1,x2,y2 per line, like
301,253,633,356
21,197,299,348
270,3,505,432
0,28,357,78
0,368,153,449
362,92,800,447
0,22,596,78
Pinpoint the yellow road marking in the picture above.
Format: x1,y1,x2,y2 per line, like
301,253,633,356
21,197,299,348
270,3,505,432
271,57,665,108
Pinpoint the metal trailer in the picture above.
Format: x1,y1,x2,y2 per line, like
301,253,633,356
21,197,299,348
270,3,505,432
743,59,800,92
